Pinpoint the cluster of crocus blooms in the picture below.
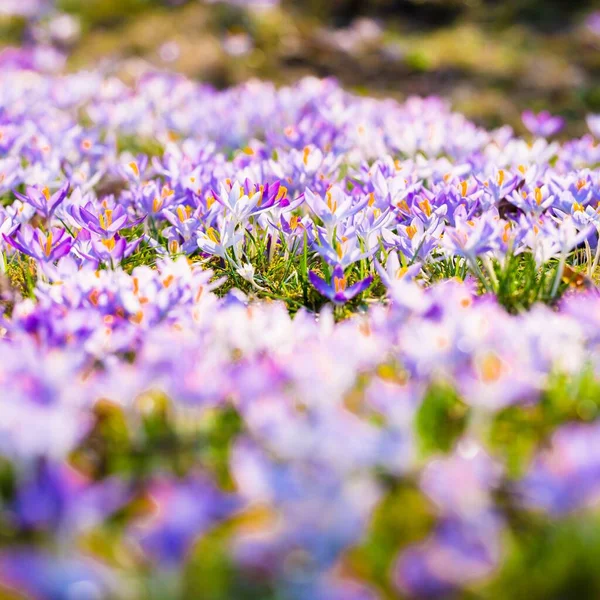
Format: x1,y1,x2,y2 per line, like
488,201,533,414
2,41,600,599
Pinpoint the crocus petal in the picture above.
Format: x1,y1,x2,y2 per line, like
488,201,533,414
345,275,373,299
50,239,73,261
309,271,333,298
3,234,33,257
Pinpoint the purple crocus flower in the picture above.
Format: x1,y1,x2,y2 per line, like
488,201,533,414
314,231,376,268
13,461,128,535
516,422,600,514
240,178,289,210
89,232,140,264
72,202,145,238
136,181,179,217
4,225,72,262
374,251,421,289
133,475,239,565
0,549,113,600
521,110,564,137
117,154,148,185
14,181,70,220
394,515,503,598
309,264,372,304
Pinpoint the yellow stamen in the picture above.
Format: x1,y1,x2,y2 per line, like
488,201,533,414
45,232,53,256
42,187,50,201
206,227,219,244
397,200,409,213
419,198,432,217
276,186,288,201
368,192,375,207
406,225,417,240
497,170,505,186
460,181,468,197
480,353,503,383
303,147,310,166
128,162,139,177
326,190,337,213
88,290,99,306
152,196,163,213
333,276,347,293
102,237,116,251
534,187,542,205
130,311,143,324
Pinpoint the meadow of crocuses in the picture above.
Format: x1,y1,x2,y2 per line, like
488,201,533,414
3,5,600,598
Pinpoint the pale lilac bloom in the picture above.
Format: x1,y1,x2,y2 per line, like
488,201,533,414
4,225,72,263
522,110,565,137
586,114,600,138
517,422,600,514
14,181,70,219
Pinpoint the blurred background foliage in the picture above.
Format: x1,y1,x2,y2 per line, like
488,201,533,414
1,0,600,135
